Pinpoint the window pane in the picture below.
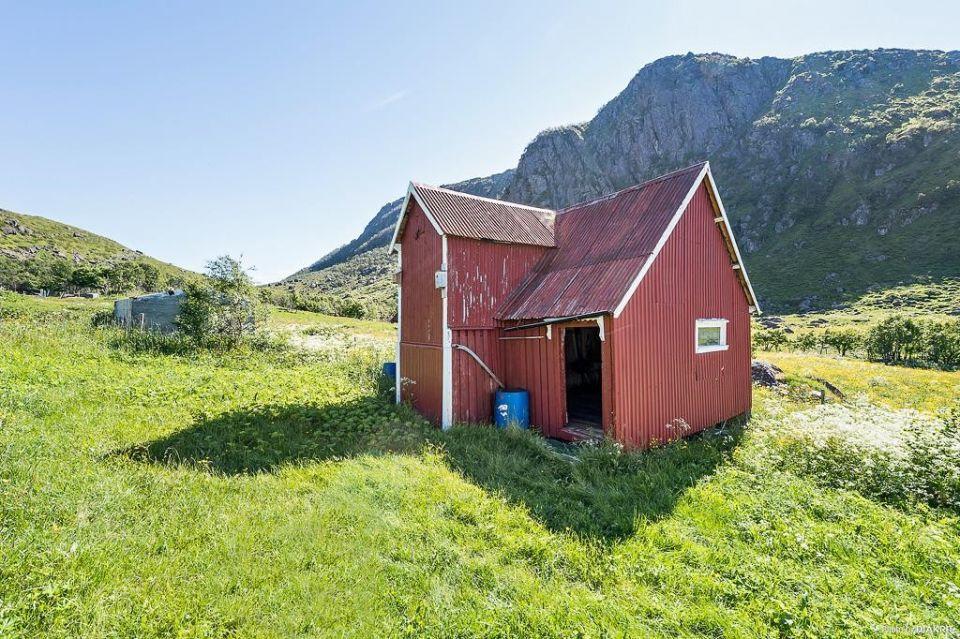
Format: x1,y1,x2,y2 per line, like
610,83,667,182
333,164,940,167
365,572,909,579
698,326,722,347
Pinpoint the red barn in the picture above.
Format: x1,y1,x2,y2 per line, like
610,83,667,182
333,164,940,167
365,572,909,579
391,162,759,449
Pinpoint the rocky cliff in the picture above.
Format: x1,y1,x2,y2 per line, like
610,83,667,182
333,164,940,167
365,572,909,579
289,49,960,312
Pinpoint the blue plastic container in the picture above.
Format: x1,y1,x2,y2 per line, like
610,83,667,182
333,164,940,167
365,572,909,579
382,362,397,381
493,388,530,429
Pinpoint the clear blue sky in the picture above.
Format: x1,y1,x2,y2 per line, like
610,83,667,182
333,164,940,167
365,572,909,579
1,0,956,282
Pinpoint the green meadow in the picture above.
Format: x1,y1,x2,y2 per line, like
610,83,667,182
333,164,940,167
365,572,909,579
1,293,958,637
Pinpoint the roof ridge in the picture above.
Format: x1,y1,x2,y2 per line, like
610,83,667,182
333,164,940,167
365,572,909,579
556,161,709,214
412,182,556,214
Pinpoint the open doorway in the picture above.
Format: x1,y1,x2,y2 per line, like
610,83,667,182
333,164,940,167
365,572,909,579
564,326,603,438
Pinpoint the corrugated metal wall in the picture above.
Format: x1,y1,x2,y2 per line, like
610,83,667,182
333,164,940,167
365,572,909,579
451,328,501,423
398,200,444,424
447,238,547,328
447,237,548,423
499,318,615,440
499,324,566,437
610,184,752,448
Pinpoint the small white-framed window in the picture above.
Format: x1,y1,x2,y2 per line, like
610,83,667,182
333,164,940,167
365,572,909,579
695,319,729,353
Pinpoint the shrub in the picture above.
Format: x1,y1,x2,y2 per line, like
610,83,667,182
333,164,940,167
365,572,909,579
177,255,267,348
90,309,115,328
820,329,860,357
771,402,960,511
925,320,960,369
793,332,819,352
864,316,924,364
904,405,960,509
754,328,790,351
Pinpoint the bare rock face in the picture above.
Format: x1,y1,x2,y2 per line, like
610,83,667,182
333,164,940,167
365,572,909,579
2,219,32,236
292,48,960,312
506,54,791,207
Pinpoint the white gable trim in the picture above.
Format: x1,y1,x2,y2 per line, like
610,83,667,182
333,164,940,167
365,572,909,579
611,162,760,318
389,183,444,252
703,165,761,313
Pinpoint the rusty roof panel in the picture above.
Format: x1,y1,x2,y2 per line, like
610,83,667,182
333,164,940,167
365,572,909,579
413,183,556,247
498,163,706,320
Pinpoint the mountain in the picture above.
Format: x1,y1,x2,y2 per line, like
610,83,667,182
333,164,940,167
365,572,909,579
289,169,515,277
269,170,515,318
289,48,960,314
0,208,195,293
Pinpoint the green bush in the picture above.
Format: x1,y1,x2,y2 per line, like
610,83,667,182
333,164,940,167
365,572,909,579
177,256,267,349
820,329,861,357
754,328,790,351
925,320,960,369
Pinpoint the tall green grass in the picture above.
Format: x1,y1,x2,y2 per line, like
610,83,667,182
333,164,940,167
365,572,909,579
1,293,959,637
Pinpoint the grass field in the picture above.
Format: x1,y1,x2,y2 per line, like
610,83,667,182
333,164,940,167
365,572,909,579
1,293,959,637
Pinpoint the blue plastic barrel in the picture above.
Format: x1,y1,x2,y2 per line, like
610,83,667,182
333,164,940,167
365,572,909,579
494,388,530,429
382,362,397,381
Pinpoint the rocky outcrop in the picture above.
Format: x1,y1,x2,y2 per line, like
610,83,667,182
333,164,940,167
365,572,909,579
292,49,960,311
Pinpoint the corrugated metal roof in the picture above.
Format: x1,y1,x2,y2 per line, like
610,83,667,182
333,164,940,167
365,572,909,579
412,183,556,247
499,163,707,320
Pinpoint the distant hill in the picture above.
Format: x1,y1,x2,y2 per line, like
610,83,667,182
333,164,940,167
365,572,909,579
288,48,960,316
269,171,515,319
0,208,195,294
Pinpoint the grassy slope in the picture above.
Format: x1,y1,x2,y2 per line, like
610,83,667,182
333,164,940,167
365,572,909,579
767,277,960,335
265,247,395,320
759,351,960,413
0,208,194,285
1,294,958,637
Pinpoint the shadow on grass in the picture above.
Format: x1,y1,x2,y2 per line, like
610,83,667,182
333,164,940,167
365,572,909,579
120,398,436,475
122,398,745,541
443,420,745,541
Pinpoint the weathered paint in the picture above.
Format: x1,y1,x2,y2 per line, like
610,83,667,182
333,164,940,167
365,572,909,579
397,199,444,423
412,183,555,247
500,164,705,320
447,238,548,329
447,237,549,423
610,183,752,448
396,163,754,449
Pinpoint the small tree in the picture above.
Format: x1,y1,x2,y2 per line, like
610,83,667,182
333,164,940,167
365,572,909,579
70,266,103,293
754,328,789,351
926,320,960,370
176,255,266,348
865,316,924,364
794,332,819,352
822,329,860,357
135,261,163,292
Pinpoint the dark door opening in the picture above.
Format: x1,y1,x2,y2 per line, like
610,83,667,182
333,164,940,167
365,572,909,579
564,327,603,434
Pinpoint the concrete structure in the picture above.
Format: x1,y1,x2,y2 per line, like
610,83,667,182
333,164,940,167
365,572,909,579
114,290,185,333
392,162,759,449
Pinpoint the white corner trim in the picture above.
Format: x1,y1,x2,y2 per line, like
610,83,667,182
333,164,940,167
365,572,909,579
440,235,453,430
389,182,445,253
695,318,729,354
395,246,402,405
612,163,710,318
703,166,761,314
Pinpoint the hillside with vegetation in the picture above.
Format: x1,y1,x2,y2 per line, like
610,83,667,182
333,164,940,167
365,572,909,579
0,208,195,295
292,48,960,316
272,171,515,320
1,293,958,636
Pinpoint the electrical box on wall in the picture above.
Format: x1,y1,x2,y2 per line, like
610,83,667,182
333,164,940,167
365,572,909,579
434,271,447,289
